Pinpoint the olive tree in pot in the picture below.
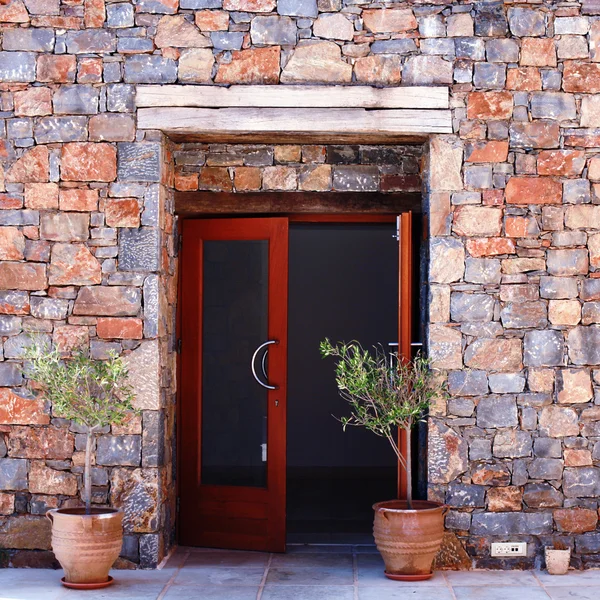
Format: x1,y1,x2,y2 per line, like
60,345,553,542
320,340,448,581
25,341,135,589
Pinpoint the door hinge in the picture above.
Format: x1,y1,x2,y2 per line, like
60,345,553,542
176,232,183,255
176,497,180,513
393,215,400,241
176,338,182,354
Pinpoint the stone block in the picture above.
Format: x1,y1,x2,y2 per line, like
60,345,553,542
540,406,580,438
34,117,88,144
66,30,116,54
472,512,552,536
251,15,296,46
429,324,462,370
523,330,564,367
0,515,51,550
215,46,279,85
450,293,494,322
534,438,562,459
106,2,133,27
97,435,141,466
73,286,141,316
403,56,452,85
568,326,600,365
117,143,161,183
8,426,73,460
61,143,117,182
488,373,525,394
124,56,177,84
0,459,28,490
110,467,159,533
428,419,468,484
557,368,592,404
528,458,564,481
464,338,522,372
448,370,488,396
0,263,47,291
477,396,518,429
0,52,36,83
563,467,600,498
523,483,563,508
40,213,88,242
362,8,416,33
509,122,560,149
281,42,351,83
501,302,547,329
430,238,464,284
29,461,77,496
125,340,160,410
446,483,485,508
487,486,523,512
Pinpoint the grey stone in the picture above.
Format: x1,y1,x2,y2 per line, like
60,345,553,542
477,396,518,429
0,52,36,83
568,326,600,365
371,39,417,54
493,430,532,458
455,38,485,61
278,0,317,17
420,39,455,56
446,483,485,508
107,84,135,113
448,370,488,396
563,179,591,204
534,438,562,459
523,330,564,367
582,279,600,301
530,93,577,121
121,535,139,561
179,0,220,7
508,7,546,37
451,192,482,205
119,228,161,272
445,510,471,531
488,373,525,394
521,407,537,430
124,56,177,84
428,419,468,484
117,38,154,53
143,274,159,338
4,333,50,359
450,293,494,322
563,467,600,497
53,85,99,115
512,459,529,486
473,63,506,89
576,533,600,555
251,16,297,46
142,410,163,467
96,435,141,466
0,316,22,336
0,363,23,387
7,119,33,140
34,117,88,144
0,437,7,458
486,39,519,63
210,31,244,50
332,166,379,192
90,341,121,360
419,14,445,38
118,143,161,182
583,302,600,325
402,56,453,85
30,297,69,320
448,397,475,417
542,69,562,91
66,30,117,54
107,3,134,27
0,458,28,490
501,301,547,329
139,533,159,568
540,276,578,300
0,210,39,227
469,438,492,461
552,231,587,247
142,185,160,227
472,512,552,536
523,482,563,508
464,164,493,189
528,458,564,480
464,258,501,285
134,0,177,12
327,146,358,164
3,29,54,52
103,62,122,83
475,3,508,37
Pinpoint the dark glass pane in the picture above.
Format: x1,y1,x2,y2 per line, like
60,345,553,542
201,240,268,487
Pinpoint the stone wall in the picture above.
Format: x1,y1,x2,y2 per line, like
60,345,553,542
2,0,600,570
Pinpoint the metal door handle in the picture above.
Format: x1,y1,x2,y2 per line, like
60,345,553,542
251,340,279,390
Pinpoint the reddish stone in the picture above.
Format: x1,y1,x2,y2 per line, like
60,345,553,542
29,461,78,496
84,0,104,27
198,167,233,191
564,448,593,467
0,515,51,550
487,487,523,512
466,237,516,258
77,57,102,83
6,146,49,183
25,240,50,262
31,15,82,28
506,67,542,91
97,317,143,339
155,15,210,48
537,150,586,177
465,141,509,163
0,291,30,315
215,46,280,84
483,190,504,206
222,0,276,11
0,0,29,22
564,129,600,147
174,171,198,191
0,493,15,515
0,389,49,425
362,8,417,33
8,426,74,460
0,227,25,260
554,508,598,533
453,206,503,237
103,198,140,227
89,114,135,142
0,195,22,209
234,167,262,191
464,338,523,372
263,166,297,190
521,38,557,67
563,61,600,93
511,121,561,149
73,286,141,316
195,9,229,30
506,177,562,205
539,406,579,438
354,55,402,85
36,54,76,83
302,146,326,163
14,87,52,117
505,215,539,238
472,464,511,486
22,226,39,240
53,324,89,353
0,262,47,291
49,243,101,286
467,92,513,120
380,174,420,192
60,143,117,182
24,183,59,209
59,188,98,211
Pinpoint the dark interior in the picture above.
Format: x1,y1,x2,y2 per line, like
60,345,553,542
287,222,399,543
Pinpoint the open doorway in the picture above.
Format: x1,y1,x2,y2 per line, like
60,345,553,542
287,221,400,544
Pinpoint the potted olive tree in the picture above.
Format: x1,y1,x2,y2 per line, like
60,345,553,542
320,340,447,581
25,341,136,589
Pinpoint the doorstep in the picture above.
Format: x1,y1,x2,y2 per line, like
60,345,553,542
1,546,600,600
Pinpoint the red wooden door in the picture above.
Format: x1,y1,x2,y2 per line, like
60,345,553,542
179,217,288,552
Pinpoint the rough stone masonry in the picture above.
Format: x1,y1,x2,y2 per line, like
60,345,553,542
2,0,600,570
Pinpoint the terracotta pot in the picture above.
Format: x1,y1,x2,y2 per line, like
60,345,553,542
372,500,447,581
545,547,571,575
47,508,123,588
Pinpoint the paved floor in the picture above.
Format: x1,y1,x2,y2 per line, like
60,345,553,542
1,545,599,599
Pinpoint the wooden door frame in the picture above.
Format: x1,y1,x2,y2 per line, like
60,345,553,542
175,200,420,547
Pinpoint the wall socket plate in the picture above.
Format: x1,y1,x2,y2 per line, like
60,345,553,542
491,542,527,557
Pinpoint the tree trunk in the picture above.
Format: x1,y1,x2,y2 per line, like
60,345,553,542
405,426,412,509
84,429,94,515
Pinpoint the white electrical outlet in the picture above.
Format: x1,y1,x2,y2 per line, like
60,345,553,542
491,542,527,557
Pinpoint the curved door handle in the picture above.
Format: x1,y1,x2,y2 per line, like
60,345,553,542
251,340,279,390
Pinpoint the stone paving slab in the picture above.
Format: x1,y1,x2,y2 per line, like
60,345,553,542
2,546,600,600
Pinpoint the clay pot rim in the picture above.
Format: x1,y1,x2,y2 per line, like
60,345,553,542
51,508,123,519
372,500,447,514
545,547,571,553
